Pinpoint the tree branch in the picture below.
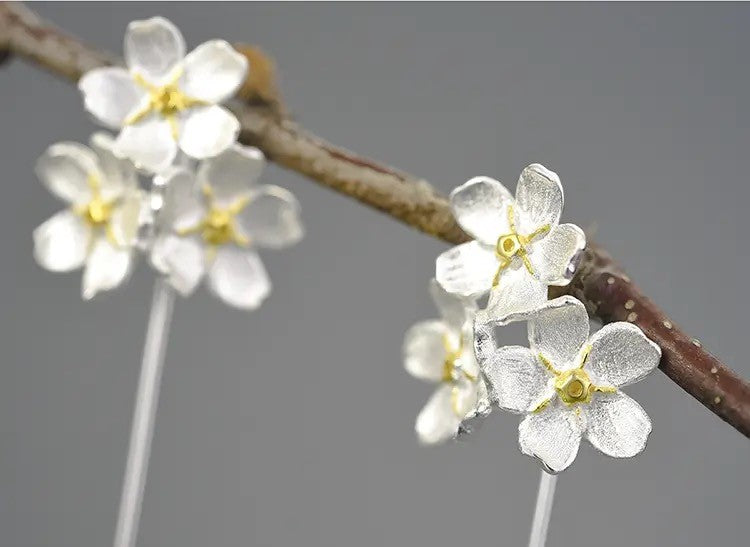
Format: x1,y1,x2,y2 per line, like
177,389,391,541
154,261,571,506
2,1,749,438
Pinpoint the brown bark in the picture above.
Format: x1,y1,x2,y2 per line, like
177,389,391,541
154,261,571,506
2,1,748,438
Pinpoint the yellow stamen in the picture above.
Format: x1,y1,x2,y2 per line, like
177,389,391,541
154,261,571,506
490,204,551,288
534,348,616,408
176,184,253,249
125,69,208,140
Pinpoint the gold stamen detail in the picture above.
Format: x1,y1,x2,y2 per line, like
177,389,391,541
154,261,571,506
491,204,551,287
125,69,209,140
177,185,253,249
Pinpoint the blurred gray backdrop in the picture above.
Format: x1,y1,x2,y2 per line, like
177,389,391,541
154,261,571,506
2,2,749,547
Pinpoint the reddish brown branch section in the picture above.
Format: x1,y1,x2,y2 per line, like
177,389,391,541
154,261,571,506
2,1,749,437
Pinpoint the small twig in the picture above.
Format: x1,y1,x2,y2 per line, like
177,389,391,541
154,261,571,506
2,1,749,438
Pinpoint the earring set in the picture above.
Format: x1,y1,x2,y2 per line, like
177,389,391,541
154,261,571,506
33,17,303,309
405,165,661,474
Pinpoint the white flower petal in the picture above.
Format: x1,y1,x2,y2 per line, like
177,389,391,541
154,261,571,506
196,144,264,205
519,402,584,474
477,344,554,413
36,142,100,205
82,238,133,299
527,296,590,371
586,322,661,387
79,67,145,129
415,383,466,445
428,278,476,333
151,234,206,296
585,391,652,458
124,17,186,83
458,326,481,380
89,132,138,200
158,168,205,232
179,105,240,160
435,240,498,298
514,163,563,236
207,247,271,309
116,117,178,173
484,265,548,323
403,320,450,382
527,223,586,286
181,40,248,103
450,176,514,245
33,210,90,272
236,185,303,249
109,190,144,248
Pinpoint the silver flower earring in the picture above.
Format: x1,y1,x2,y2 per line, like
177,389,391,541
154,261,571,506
403,280,490,444
475,296,661,474
436,164,585,319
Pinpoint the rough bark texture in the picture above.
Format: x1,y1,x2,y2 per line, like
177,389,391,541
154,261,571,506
2,1,749,438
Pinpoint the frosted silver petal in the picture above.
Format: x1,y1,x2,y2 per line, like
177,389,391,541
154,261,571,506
36,142,100,205
33,210,90,272
527,223,585,286
78,67,144,129
586,322,661,387
124,17,186,83
115,116,177,173
415,383,465,445
528,296,589,370
109,190,144,248
435,240,497,298
181,40,248,103
150,234,206,296
403,320,450,383
196,144,264,206
484,265,547,323
158,168,206,232
207,247,271,310
82,238,133,300
519,401,584,474
514,163,563,236
90,132,139,200
450,176,514,245
178,105,240,160
480,345,554,413
428,278,476,333
585,391,651,458
237,185,304,249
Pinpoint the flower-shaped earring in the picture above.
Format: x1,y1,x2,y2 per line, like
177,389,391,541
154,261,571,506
436,164,585,318
33,133,145,299
79,16,248,172
474,296,661,473
150,143,303,309
404,280,490,444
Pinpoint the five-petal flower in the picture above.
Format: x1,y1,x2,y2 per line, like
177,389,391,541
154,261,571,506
436,164,585,320
79,16,248,173
404,280,490,445
150,143,303,309
33,134,145,299
474,296,661,473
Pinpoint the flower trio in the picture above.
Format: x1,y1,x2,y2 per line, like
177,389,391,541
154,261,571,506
35,17,303,308
33,16,662,481
404,166,662,473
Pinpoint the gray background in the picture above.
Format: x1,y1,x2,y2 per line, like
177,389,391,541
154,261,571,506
1,2,748,546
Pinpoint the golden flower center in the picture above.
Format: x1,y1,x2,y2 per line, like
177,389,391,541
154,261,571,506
554,368,593,405
177,186,252,248
150,84,193,117
496,233,522,259
534,349,617,413
125,71,208,140
83,196,113,227
201,208,239,246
